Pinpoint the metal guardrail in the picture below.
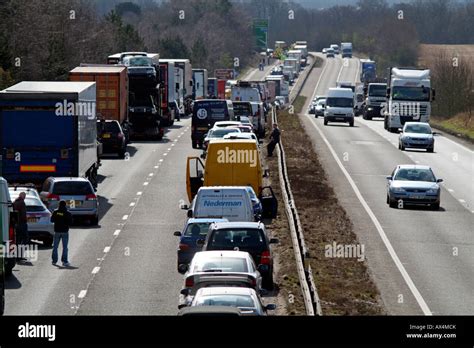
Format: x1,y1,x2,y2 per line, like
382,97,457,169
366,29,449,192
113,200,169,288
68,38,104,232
273,53,323,315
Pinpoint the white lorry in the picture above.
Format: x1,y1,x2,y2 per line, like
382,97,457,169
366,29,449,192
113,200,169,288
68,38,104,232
340,42,353,58
384,68,435,133
287,50,302,71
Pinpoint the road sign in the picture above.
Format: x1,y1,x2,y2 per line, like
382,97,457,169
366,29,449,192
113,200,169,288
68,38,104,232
253,19,268,50
214,69,235,80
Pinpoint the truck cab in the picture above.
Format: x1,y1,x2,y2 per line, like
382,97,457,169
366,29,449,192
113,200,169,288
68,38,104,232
384,68,434,133
363,83,387,120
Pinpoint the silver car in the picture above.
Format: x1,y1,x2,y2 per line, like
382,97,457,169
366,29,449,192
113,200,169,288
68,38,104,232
386,165,443,210
189,287,276,316
178,250,263,308
40,177,99,225
9,188,54,246
314,98,326,117
399,122,435,152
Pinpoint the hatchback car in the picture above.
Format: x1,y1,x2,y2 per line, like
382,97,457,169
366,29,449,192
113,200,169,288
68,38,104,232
399,122,434,152
386,165,443,210
97,120,127,158
189,287,276,316
179,250,263,307
9,188,54,246
40,177,99,225
314,98,326,117
203,127,241,150
202,222,278,289
174,218,228,272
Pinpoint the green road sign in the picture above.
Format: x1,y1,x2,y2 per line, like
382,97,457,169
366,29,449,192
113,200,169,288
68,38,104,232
253,19,268,50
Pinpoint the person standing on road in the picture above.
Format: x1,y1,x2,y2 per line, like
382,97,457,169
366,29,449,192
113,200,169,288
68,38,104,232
51,200,73,267
267,123,281,157
13,192,28,260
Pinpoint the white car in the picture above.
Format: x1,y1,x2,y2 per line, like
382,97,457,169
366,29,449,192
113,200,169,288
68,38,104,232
213,121,242,128
223,132,259,145
399,122,435,152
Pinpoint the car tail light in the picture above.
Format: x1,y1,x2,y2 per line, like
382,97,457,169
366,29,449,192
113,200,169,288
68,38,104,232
86,194,97,201
260,250,271,265
249,276,256,288
48,193,60,201
9,223,15,244
185,276,194,288
179,243,190,251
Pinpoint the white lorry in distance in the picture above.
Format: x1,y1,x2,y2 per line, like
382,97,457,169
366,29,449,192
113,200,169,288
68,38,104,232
384,68,434,133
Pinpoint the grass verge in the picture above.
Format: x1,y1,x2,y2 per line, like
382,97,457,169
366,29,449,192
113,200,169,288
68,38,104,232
431,113,474,143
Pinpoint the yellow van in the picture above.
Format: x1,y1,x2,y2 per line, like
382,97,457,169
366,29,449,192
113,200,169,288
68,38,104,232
186,139,277,218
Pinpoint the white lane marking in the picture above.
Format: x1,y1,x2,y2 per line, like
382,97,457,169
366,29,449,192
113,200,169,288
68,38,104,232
308,116,432,315
354,57,360,83
137,192,142,196
174,139,179,142
92,267,100,274
159,159,164,162
167,148,171,151
415,161,420,164
437,133,474,153
103,246,111,253
336,59,345,83
305,58,432,315
78,290,87,299
149,173,154,177
114,229,121,236
129,202,135,207
143,182,149,186
164,153,168,156
154,166,159,169
171,144,175,147
448,189,454,192
122,215,128,220
459,199,466,203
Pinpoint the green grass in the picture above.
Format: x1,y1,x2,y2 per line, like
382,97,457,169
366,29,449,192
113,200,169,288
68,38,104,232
431,113,474,142
292,96,307,114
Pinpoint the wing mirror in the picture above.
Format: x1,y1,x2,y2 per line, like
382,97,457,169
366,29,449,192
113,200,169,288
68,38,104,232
436,179,443,183
196,239,205,247
269,238,279,244
181,204,189,210
173,231,182,237
265,304,277,311
178,264,189,274
187,210,193,218
386,176,393,180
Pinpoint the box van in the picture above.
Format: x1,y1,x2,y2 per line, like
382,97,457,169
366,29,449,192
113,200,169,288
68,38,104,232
186,140,277,218
324,88,354,127
250,102,266,138
185,186,255,222
192,99,235,149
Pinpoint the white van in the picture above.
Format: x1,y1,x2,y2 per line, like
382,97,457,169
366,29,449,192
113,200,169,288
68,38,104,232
185,186,255,222
1,177,16,280
324,88,355,127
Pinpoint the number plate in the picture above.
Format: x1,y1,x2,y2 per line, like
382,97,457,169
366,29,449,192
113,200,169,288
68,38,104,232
335,117,345,121
27,217,38,223
102,133,111,138
67,200,82,207
410,195,422,199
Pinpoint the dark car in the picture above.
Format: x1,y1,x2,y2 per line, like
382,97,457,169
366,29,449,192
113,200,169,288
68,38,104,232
97,120,127,158
191,99,235,149
173,218,228,272
202,222,278,290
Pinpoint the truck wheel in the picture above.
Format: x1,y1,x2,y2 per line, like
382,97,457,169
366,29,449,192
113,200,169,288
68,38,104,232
192,141,198,149
43,236,54,248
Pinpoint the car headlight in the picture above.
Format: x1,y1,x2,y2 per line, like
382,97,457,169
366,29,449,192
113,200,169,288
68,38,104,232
391,187,405,193
426,188,438,194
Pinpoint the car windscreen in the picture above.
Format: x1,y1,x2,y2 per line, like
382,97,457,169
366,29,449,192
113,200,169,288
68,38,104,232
208,229,266,250
184,222,212,237
394,169,436,182
404,124,431,134
25,198,46,212
194,295,255,308
326,97,353,108
194,257,248,273
210,128,240,138
369,85,387,97
53,182,93,195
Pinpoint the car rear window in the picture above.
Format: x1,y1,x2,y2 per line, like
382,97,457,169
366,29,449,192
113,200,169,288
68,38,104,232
185,223,212,237
209,229,266,249
195,295,255,308
53,181,93,195
25,198,46,212
104,122,120,133
194,257,248,273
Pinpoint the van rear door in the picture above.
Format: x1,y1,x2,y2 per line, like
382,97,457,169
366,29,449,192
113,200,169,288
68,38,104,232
186,157,204,202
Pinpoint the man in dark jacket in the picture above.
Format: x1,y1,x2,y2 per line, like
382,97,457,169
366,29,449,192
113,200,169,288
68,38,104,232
51,200,73,267
13,192,29,259
267,123,281,157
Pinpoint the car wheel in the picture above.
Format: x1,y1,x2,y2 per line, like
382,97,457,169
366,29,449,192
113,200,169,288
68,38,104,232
389,198,397,208
90,215,99,226
389,127,398,133
323,119,328,126
427,147,434,153
400,143,405,151
431,202,440,210
43,236,54,248
118,149,126,159
349,121,354,127
0,272,4,315
5,261,14,277
386,195,390,204
192,141,197,149
263,273,274,291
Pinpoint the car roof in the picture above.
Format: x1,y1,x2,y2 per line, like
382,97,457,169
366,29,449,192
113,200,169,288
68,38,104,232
397,164,432,170
178,306,242,316
196,287,256,296
187,218,228,224
193,250,251,259
214,121,241,126
404,122,431,127
48,177,91,182
211,222,263,229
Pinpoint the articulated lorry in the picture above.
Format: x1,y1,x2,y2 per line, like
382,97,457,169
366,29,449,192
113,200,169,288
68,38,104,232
341,42,353,58
159,61,177,127
69,65,129,140
363,82,387,120
287,50,302,72
0,81,100,188
384,67,435,132
192,69,208,100
161,59,193,114
360,59,376,84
